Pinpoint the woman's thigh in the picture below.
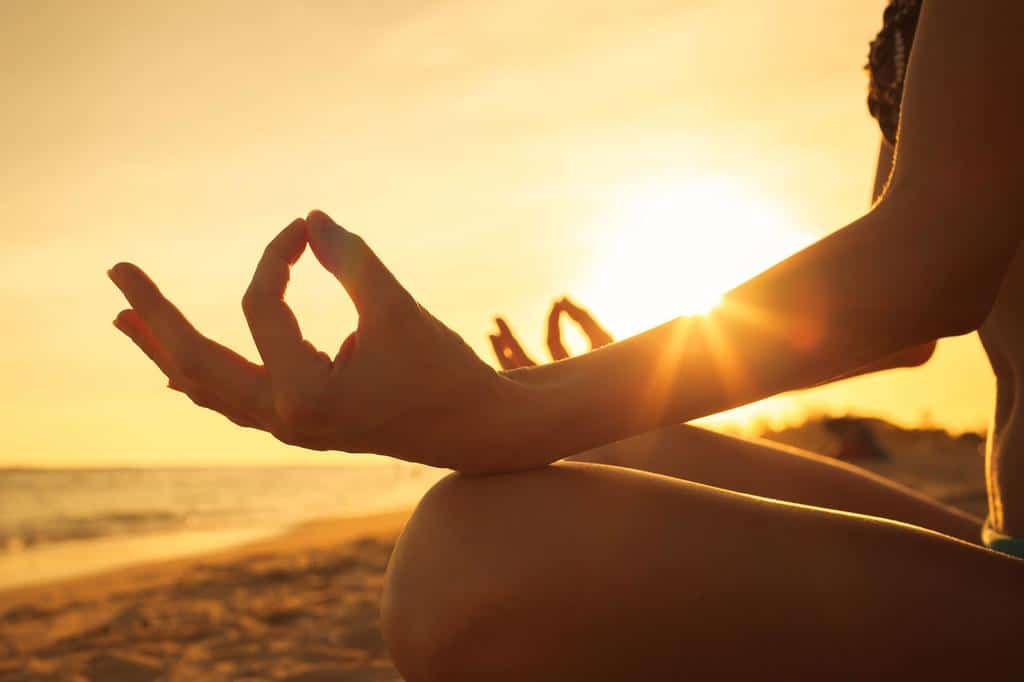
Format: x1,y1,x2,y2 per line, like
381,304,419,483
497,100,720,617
569,424,981,541
382,462,1023,682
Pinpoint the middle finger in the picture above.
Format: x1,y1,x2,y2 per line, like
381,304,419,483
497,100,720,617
109,267,275,421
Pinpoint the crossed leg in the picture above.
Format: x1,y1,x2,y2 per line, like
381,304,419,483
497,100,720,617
382,429,1021,681
566,423,981,541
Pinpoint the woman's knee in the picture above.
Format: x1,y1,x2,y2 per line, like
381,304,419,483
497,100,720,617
381,468,550,680
382,462,649,679
380,462,710,680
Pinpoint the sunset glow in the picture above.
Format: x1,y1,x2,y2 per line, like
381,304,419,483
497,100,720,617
578,178,811,338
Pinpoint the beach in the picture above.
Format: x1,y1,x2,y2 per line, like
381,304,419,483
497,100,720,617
0,418,988,681
0,511,411,682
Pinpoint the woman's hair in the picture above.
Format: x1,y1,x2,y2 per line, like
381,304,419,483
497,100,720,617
866,0,923,145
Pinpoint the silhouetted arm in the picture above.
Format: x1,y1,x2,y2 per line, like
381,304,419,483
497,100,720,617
499,2,1022,468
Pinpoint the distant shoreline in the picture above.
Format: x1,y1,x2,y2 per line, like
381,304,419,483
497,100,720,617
0,510,411,606
0,465,447,593
0,523,291,593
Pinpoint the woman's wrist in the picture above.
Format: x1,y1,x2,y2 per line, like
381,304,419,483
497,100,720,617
483,369,577,471
493,359,629,469
501,361,568,386
491,321,686,468
488,315,719,470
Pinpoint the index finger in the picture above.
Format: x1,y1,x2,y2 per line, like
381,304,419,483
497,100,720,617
242,218,320,380
560,298,614,347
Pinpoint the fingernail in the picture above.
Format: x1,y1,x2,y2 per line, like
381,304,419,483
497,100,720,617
307,209,343,230
107,264,128,287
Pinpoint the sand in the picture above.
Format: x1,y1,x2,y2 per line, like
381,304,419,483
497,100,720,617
0,512,411,682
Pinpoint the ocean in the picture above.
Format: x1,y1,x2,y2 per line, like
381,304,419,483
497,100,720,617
0,464,446,591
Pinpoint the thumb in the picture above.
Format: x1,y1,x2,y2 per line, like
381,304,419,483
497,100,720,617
306,209,411,316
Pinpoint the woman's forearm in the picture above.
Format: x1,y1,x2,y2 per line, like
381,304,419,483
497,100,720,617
498,184,1017,467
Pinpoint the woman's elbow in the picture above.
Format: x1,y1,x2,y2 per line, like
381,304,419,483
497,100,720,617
901,340,937,368
880,180,1015,340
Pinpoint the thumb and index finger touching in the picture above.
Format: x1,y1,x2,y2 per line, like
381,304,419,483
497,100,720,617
242,217,317,381
306,210,412,318
243,211,413,378
558,297,614,348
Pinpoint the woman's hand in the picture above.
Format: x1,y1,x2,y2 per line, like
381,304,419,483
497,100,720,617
109,211,524,472
559,298,614,348
488,317,537,370
489,298,614,370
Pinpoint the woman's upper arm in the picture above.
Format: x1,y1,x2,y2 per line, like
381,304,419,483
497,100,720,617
881,1,1023,332
890,2,1020,193
716,3,1020,384
787,2,1022,343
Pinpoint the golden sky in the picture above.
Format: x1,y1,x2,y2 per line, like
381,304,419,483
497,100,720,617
0,1,994,467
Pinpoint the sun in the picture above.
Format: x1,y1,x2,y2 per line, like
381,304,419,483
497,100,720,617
574,176,812,340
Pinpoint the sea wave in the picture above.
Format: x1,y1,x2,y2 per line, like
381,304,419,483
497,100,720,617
0,509,210,552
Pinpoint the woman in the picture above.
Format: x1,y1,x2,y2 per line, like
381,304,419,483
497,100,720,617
109,1,1023,678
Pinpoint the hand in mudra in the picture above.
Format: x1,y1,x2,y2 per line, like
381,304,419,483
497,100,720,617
490,297,614,370
109,211,516,470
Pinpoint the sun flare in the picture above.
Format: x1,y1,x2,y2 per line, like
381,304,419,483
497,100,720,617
575,177,812,341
